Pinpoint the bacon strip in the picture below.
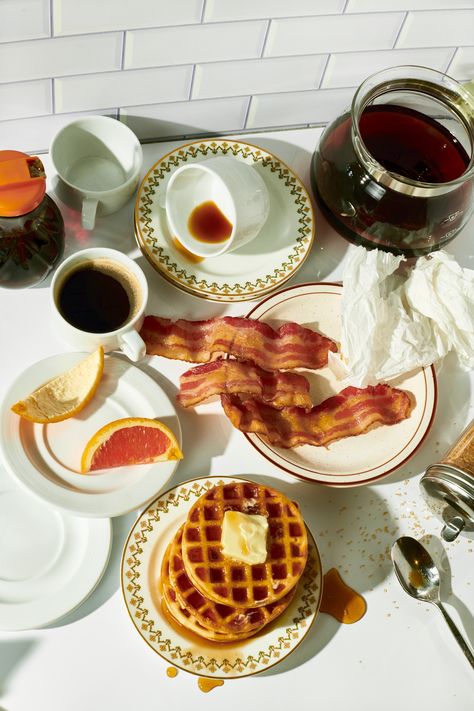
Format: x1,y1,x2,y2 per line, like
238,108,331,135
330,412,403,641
221,385,412,448
141,315,337,371
178,360,313,409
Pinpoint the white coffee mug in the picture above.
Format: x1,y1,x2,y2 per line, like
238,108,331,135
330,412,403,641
165,156,270,258
50,247,148,361
50,116,143,230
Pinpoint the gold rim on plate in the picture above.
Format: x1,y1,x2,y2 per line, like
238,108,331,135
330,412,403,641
134,139,315,302
121,475,322,679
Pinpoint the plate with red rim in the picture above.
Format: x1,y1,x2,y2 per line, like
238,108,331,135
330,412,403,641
121,475,322,679
243,282,437,487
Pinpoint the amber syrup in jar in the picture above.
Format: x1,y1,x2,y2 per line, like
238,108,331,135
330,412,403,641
0,152,64,288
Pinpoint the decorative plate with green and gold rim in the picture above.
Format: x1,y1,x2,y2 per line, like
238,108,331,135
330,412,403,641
121,476,322,679
134,140,315,302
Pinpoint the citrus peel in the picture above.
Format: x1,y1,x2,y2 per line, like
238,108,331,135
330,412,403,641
11,347,104,424
81,417,183,473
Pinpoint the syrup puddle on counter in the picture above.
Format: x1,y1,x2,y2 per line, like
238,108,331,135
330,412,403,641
166,667,178,678
198,678,224,693
320,568,367,624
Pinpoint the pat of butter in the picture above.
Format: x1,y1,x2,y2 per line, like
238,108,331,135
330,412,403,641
221,511,268,565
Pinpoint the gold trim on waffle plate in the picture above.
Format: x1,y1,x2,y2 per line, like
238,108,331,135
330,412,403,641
121,476,322,679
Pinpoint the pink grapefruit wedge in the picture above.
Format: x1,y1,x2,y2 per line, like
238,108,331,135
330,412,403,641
81,417,183,473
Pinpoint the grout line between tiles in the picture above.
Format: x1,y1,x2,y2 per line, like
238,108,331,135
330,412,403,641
318,54,331,90
392,11,409,49
445,47,459,75
188,64,197,100
49,0,54,36
242,95,252,130
51,77,55,113
259,19,272,58
120,31,127,70
200,0,207,23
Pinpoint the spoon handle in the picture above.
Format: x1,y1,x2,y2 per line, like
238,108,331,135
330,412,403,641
437,602,474,669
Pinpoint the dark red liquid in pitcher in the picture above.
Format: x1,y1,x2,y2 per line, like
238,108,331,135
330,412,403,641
312,105,472,255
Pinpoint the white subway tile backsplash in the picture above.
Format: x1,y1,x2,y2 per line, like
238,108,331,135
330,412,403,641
0,0,50,43
447,47,474,81
322,47,454,88
54,0,203,35
55,65,193,113
0,34,122,83
204,0,346,22
125,21,267,69
265,13,405,57
347,0,474,10
0,80,51,121
0,0,470,152
121,97,249,139
247,88,354,128
397,10,474,47
192,55,328,100
0,110,115,153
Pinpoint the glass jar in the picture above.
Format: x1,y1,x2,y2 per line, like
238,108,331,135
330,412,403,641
421,419,474,541
0,150,64,288
311,66,474,256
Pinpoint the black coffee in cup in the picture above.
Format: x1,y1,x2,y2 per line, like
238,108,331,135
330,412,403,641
57,258,141,333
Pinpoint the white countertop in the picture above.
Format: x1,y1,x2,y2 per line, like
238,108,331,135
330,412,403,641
1,127,473,710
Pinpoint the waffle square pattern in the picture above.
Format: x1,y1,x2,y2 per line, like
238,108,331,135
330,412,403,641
160,482,308,642
182,482,308,609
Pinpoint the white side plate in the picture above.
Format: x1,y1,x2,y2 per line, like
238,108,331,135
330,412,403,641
0,353,182,517
0,467,111,631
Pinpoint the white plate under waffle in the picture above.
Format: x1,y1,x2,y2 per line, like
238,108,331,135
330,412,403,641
121,475,322,679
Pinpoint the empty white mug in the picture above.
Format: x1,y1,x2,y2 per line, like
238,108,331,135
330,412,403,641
165,156,270,258
50,247,148,362
50,116,143,230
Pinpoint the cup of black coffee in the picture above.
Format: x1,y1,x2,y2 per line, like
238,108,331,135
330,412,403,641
51,247,148,361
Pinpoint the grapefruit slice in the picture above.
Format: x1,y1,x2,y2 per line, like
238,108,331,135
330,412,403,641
81,417,183,472
11,347,104,424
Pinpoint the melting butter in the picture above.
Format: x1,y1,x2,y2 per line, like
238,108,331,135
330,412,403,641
221,511,268,564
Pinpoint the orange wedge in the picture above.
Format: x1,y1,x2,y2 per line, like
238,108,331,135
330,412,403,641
11,347,104,424
81,417,183,473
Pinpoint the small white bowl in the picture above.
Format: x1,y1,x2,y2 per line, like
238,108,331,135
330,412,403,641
165,156,270,258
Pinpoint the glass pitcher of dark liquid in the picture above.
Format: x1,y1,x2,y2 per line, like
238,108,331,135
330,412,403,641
311,66,474,256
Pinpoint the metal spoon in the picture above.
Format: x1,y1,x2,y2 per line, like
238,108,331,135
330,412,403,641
391,536,474,669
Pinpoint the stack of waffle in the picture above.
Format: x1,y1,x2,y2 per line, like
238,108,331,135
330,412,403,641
161,481,308,642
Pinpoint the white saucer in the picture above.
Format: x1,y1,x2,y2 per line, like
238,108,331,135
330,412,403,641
0,466,111,631
0,353,182,518
134,139,315,302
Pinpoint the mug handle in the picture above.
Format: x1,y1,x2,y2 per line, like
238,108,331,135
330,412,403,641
119,329,146,362
82,198,98,230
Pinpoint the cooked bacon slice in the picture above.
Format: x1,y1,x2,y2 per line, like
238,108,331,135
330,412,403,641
178,360,313,409
221,384,412,448
141,315,337,370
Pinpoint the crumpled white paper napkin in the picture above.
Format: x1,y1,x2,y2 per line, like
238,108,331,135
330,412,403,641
329,246,474,386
